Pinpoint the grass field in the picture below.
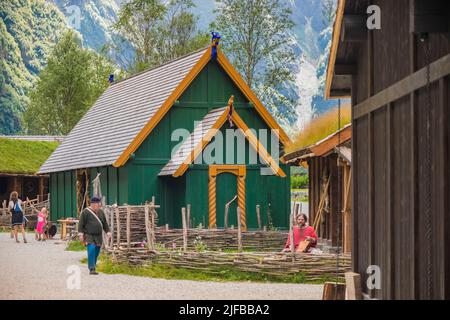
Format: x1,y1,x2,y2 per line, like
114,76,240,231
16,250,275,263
0,138,59,174
286,104,351,153
82,255,334,284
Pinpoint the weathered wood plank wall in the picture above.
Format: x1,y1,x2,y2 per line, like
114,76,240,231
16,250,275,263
350,0,450,299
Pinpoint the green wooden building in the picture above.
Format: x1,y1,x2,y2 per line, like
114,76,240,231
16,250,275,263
39,45,291,230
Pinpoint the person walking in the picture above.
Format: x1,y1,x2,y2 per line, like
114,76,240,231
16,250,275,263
78,197,110,275
8,191,27,243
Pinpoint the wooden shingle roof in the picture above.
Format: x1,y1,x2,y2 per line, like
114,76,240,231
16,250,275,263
39,48,208,174
39,45,290,174
159,107,229,176
160,105,286,178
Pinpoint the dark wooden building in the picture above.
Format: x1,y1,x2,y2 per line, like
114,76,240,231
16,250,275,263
326,0,450,299
284,125,352,254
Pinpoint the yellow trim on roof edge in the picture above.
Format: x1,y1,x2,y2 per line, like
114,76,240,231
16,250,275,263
112,48,212,167
173,108,286,178
231,111,286,178
173,106,231,177
113,46,290,167
324,0,347,100
216,50,291,145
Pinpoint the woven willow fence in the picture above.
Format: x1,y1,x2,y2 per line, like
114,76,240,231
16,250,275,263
104,202,351,281
108,247,351,281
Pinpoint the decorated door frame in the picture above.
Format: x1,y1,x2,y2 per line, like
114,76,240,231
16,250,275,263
208,165,246,230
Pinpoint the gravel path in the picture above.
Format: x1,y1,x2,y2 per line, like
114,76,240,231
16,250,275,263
0,232,323,300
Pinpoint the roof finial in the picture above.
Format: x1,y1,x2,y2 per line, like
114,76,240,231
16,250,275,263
211,31,221,60
227,95,234,127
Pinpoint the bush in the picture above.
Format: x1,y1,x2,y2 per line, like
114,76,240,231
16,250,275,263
291,175,308,189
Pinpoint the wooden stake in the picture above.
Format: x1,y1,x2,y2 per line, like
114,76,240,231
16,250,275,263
115,206,120,245
181,207,188,252
126,206,131,248
237,207,243,252
256,205,261,230
165,224,169,231
187,204,191,229
345,272,362,300
224,204,229,230
289,208,295,254
110,206,114,246
145,202,151,250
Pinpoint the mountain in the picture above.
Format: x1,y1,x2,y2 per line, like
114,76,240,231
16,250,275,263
1,0,337,135
0,0,68,134
50,0,134,67
191,0,339,131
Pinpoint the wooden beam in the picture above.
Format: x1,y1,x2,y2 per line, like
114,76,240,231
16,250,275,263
334,63,357,75
345,272,362,300
354,54,450,119
410,0,449,34
340,15,368,42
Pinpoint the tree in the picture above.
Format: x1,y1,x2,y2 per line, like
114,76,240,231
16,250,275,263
113,0,209,72
322,0,336,26
24,30,115,135
213,0,296,124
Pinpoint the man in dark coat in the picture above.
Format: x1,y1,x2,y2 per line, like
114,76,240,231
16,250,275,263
78,197,110,275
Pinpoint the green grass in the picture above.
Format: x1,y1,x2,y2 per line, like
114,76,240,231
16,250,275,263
0,138,60,174
291,174,309,189
82,255,332,284
66,240,86,251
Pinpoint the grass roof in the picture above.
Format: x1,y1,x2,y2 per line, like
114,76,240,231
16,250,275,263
286,104,351,154
0,138,59,174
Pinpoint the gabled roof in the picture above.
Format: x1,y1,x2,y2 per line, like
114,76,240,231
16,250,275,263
39,46,289,174
284,124,351,164
159,107,229,176
159,105,286,178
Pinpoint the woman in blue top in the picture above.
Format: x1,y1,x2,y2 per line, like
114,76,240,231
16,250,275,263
8,191,27,243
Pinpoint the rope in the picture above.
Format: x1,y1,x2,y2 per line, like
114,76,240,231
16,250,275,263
421,33,433,299
335,98,342,298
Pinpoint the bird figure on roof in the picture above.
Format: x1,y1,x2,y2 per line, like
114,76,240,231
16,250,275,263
211,31,221,60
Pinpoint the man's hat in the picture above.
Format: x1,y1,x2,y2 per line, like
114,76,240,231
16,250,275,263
91,196,101,203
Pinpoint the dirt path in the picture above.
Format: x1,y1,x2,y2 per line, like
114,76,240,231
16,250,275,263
0,232,323,300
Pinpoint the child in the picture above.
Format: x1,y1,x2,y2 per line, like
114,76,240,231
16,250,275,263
35,207,48,241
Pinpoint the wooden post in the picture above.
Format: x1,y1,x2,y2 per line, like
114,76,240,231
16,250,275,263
224,204,229,230
289,208,295,256
256,205,261,230
187,204,191,229
150,207,156,250
126,206,131,248
237,207,243,252
345,272,362,300
322,282,346,300
145,202,151,250
181,207,188,252
165,224,169,231
2,200,6,216
115,206,120,245
110,206,114,246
